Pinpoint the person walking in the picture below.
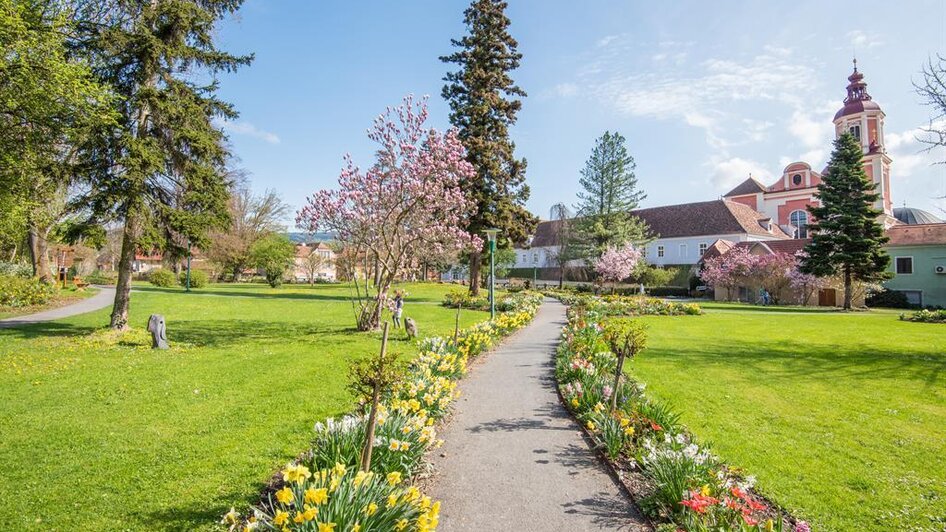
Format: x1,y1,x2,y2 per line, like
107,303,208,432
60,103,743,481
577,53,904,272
392,291,404,328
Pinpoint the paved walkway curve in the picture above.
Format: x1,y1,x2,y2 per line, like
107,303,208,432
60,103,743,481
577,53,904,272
428,298,650,531
0,285,115,329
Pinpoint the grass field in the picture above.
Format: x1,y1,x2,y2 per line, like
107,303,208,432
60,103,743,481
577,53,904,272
631,302,946,531
0,282,486,531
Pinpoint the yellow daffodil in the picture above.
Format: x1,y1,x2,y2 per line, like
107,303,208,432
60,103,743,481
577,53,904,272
586,420,596,431
700,484,711,497
387,471,402,485
387,493,399,508
304,487,328,505
400,441,410,451
272,510,290,526
364,502,378,516
395,518,408,531
317,522,336,532
275,487,294,505
389,439,401,451
353,470,369,487
222,507,239,525
293,512,306,524
332,463,346,477
351,524,361,532
303,507,318,521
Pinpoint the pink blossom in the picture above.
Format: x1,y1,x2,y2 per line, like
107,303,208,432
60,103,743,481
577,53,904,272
595,244,642,284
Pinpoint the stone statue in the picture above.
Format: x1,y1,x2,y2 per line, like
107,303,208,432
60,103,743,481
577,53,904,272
404,317,418,340
147,314,169,349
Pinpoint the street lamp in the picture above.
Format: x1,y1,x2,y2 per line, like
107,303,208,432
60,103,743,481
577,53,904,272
484,228,500,320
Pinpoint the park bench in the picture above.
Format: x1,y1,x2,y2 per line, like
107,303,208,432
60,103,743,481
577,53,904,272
73,276,90,289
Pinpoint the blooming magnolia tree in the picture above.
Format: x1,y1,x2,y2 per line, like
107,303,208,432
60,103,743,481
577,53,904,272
594,243,642,292
297,96,480,330
749,252,798,304
699,246,755,301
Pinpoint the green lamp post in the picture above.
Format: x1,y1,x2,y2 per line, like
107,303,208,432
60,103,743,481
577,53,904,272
484,228,500,320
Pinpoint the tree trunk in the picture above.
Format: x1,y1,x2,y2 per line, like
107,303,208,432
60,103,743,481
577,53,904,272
609,351,627,413
843,266,852,310
559,266,564,289
111,209,140,330
358,285,389,331
27,226,52,283
360,323,389,472
468,251,481,296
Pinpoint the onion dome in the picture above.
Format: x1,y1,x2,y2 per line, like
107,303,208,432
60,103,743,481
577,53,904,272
834,59,882,120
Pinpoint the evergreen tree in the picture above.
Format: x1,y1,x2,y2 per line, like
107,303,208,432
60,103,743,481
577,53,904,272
801,132,891,309
573,131,651,261
441,0,537,295
72,0,252,328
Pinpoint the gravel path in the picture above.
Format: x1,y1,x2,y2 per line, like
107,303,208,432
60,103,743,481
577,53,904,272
0,286,115,329
428,298,649,531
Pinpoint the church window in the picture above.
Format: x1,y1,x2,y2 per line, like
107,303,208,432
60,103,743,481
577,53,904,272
849,124,861,141
679,244,687,257
790,210,809,239
657,245,665,258
792,174,802,186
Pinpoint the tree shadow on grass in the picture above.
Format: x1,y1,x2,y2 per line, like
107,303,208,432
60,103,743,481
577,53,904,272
643,338,946,387
133,285,355,302
130,488,262,532
0,320,99,340
168,319,353,348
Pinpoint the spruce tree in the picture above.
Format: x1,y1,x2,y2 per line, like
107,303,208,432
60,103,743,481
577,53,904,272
441,0,537,295
801,132,891,309
73,0,252,328
573,131,651,261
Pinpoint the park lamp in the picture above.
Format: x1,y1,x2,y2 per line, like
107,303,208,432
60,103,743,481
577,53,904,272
483,228,500,320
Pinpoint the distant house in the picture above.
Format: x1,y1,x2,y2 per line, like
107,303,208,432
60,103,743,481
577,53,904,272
293,242,336,282
883,223,946,307
512,199,791,277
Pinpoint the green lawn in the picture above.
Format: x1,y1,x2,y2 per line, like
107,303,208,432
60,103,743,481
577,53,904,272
631,302,946,532
0,282,486,531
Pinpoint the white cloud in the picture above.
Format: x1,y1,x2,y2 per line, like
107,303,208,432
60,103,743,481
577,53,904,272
846,30,884,50
552,82,578,98
596,35,618,48
709,156,773,190
886,124,942,177
219,120,281,145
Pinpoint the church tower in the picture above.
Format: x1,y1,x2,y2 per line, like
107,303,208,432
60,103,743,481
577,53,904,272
832,60,893,215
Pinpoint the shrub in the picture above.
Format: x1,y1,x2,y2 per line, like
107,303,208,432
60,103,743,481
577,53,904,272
866,288,913,309
148,269,176,287
646,286,690,298
178,269,209,289
0,261,33,278
901,309,946,323
85,270,117,285
0,275,57,307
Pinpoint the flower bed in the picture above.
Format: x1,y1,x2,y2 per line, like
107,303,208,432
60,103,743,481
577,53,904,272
442,288,534,313
550,291,703,317
0,275,57,307
224,292,543,531
900,309,946,323
555,300,810,532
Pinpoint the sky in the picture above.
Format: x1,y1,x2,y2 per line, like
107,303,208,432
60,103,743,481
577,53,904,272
215,0,946,225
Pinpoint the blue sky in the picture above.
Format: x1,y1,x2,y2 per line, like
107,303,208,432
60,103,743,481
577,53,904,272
216,0,946,225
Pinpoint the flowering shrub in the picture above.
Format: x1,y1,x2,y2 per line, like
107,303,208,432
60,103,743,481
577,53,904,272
0,275,57,307
900,309,946,323
555,295,809,532
557,293,702,316
230,291,542,530
148,268,176,288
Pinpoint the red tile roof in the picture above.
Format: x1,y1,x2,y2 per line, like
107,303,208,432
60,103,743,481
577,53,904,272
723,177,767,197
886,223,946,246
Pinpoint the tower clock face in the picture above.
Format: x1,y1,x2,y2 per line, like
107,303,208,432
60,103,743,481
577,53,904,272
792,174,803,186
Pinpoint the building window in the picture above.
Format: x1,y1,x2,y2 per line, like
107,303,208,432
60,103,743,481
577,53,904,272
849,124,861,141
699,243,708,256
679,244,687,257
532,252,539,265
641,247,647,258
895,257,913,275
790,210,809,239
657,245,665,258
792,174,802,186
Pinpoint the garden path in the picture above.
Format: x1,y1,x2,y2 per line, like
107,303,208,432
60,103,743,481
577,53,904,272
428,298,649,531
0,286,115,329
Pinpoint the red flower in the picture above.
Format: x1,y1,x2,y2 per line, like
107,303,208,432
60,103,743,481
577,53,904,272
680,490,719,514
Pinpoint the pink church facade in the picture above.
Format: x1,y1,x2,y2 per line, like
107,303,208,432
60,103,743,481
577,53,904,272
723,62,897,239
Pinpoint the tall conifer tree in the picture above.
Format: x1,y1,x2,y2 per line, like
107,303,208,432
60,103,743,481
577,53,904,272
801,132,891,309
573,131,650,261
73,0,252,328
441,0,536,295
